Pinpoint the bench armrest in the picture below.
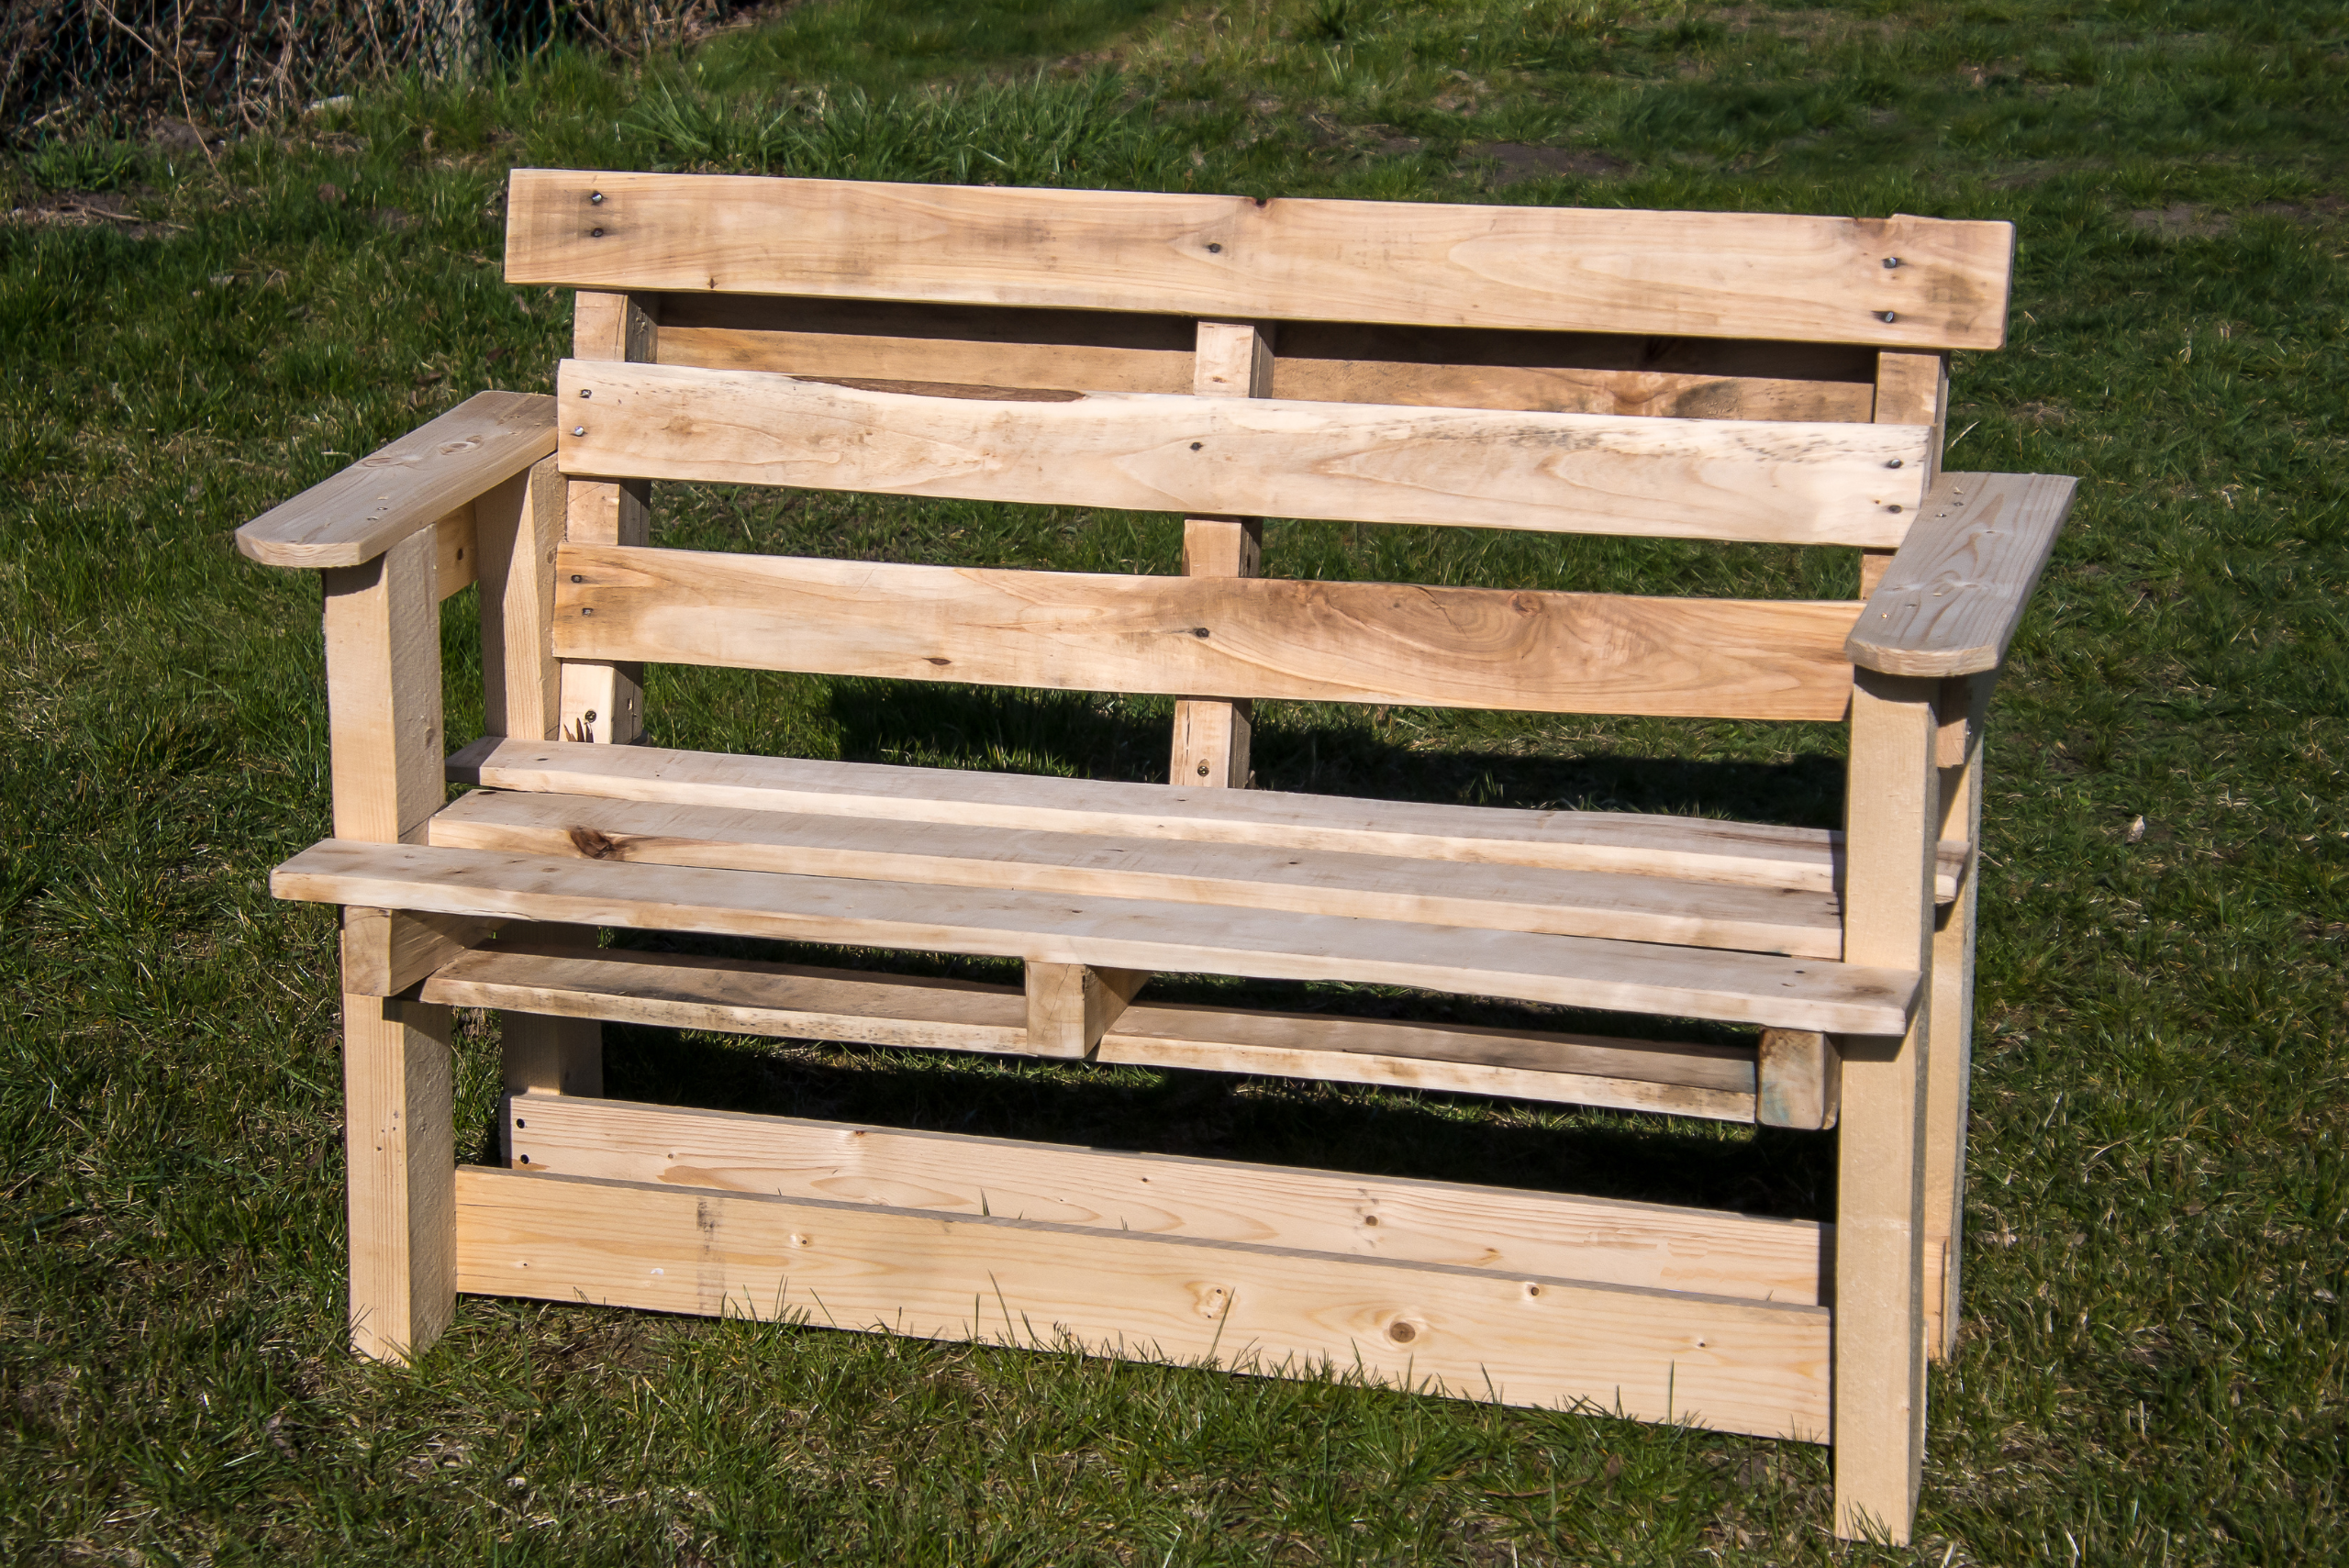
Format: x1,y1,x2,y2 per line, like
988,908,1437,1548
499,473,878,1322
235,391,557,570
1844,472,2078,678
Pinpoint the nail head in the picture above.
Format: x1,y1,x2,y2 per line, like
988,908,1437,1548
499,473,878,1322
1879,310,1898,323
588,191,604,204
1887,459,1904,469
1883,256,1900,268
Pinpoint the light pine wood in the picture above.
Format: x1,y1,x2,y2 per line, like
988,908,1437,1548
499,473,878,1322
430,506,476,601
1873,351,1948,486
445,738,1965,901
417,945,1764,1119
1173,319,1275,789
498,1093,1824,1301
651,296,1880,421
1847,473,2078,678
1024,961,1149,1058
237,392,556,568
560,291,659,746
474,455,566,742
1925,671,1993,1360
551,545,1867,721
454,1165,1833,1438
343,994,455,1361
557,360,1932,548
270,840,1921,1034
319,524,457,1362
1831,669,1942,1544
340,906,502,996
506,171,2014,350
1755,1029,1841,1131
426,787,1847,957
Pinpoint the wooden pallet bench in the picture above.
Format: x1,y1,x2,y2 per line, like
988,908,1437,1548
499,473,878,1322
236,169,2076,1543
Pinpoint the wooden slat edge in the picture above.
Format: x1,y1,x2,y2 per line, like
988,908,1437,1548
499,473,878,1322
498,1092,1821,1301
238,393,559,569
453,1166,1831,1438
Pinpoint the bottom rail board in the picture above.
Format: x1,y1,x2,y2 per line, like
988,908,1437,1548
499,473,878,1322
421,943,1758,1119
504,1094,1824,1303
452,1166,1831,1440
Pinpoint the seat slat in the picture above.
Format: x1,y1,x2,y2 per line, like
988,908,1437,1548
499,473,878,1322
552,544,1865,722
558,360,1930,547
446,737,1966,901
507,170,2010,351
274,839,1918,1032
429,788,1847,957
491,1091,1817,1297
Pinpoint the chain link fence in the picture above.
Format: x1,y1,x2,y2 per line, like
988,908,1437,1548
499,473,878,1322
1,0,727,139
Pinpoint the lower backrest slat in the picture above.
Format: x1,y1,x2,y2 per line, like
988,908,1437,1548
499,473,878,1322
552,544,1862,721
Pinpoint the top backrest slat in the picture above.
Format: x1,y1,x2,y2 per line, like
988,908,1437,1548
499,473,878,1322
507,170,2014,351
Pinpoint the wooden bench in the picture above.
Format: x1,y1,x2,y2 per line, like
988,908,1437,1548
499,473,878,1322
237,169,2076,1543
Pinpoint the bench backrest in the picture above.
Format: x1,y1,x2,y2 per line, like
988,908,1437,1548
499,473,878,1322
505,170,2012,745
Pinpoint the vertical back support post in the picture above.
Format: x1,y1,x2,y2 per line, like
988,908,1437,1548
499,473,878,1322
1833,669,1941,1543
322,526,455,1362
560,292,659,746
1171,321,1275,788
1924,669,1994,1359
1863,351,1949,596
479,452,606,1103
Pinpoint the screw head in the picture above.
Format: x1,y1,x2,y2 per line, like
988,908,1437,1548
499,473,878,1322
588,191,605,204
590,227,605,238
573,426,586,436
1197,761,1211,776
579,388,592,398
570,573,584,583
584,710,597,723
1887,505,1904,514
1887,458,1905,469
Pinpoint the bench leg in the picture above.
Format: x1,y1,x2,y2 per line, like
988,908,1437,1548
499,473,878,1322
342,989,456,1362
1832,671,1939,1543
1026,962,1148,1058
1924,673,1992,1361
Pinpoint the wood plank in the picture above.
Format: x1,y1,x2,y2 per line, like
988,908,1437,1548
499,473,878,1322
651,296,1877,420
496,1092,1821,1301
272,839,1920,1033
1025,961,1148,1059
506,170,2013,350
1925,671,1993,1360
1755,1029,1841,1131
453,1165,1832,1438
426,788,1848,957
1173,318,1275,789
341,905,503,997
561,291,659,747
1099,1004,1756,1121
446,738,1966,902
551,546,1866,723
557,360,1931,549
1872,350,1948,488
1846,473,2077,678
237,392,557,569
474,455,566,743
416,945,1762,1118
1831,669,1941,1544
430,506,476,602
324,527,444,846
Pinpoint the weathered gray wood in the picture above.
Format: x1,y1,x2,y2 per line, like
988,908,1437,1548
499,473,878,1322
1847,473,2077,677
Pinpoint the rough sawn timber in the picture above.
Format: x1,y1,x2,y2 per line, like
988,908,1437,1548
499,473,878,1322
555,359,1931,548
453,1166,1833,1439
505,169,2012,350
1846,473,2078,676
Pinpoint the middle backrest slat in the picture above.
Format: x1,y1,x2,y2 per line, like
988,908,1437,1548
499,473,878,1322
553,546,1864,722
559,360,1931,548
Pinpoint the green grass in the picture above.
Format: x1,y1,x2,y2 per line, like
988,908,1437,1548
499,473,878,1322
4,0,2346,1561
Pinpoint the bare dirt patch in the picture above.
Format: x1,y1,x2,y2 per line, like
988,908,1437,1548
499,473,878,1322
1467,142,1630,182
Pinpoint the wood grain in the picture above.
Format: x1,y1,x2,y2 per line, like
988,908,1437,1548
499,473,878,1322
1173,318,1274,789
272,839,1921,1033
497,1092,1822,1301
453,1165,1832,1438
1025,960,1147,1058
340,906,502,997
551,545,1866,722
427,788,1847,957
1845,473,2077,677
556,359,1931,548
445,737,1965,901
417,945,1762,1119
238,392,556,569
506,170,2013,350
473,455,566,743
1755,1028,1841,1131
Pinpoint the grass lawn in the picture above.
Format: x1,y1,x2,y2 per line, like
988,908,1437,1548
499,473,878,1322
4,0,2345,1561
